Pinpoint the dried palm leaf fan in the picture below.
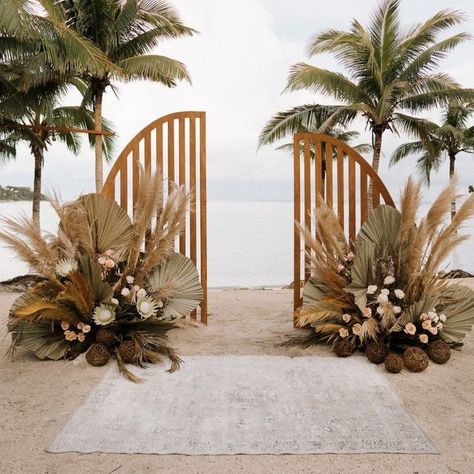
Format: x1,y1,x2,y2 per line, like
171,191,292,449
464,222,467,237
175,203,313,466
147,253,203,319
58,193,133,260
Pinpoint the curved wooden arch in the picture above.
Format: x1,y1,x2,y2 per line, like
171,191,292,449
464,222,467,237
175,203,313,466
102,111,207,324
293,132,394,312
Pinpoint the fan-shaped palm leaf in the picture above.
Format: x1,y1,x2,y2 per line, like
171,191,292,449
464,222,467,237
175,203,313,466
147,253,202,320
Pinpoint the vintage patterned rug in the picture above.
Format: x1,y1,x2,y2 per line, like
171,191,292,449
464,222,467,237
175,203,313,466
48,356,437,454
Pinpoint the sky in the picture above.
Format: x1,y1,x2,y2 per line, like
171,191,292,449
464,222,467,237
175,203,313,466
1,0,473,204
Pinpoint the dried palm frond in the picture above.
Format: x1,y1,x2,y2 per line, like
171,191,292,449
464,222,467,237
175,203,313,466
147,253,202,319
56,271,94,318
137,184,191,280
438,284,474,344
0,214,58,277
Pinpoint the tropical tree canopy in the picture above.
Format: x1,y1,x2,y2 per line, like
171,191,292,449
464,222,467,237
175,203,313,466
261,0,474,183
390,101,474,183
52,0,196,190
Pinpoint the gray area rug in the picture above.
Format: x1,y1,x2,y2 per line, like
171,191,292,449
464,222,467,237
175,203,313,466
48,356,437,455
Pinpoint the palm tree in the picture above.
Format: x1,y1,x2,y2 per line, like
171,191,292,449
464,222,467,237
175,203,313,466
391,101,474,218
260,104,371,154
263,0,474,205
0,78,114,223
54,0,196,191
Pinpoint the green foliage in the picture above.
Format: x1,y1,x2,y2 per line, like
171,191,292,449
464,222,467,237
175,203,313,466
391,102,474,183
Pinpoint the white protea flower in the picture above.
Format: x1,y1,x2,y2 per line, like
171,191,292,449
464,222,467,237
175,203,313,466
419,334,429,344
136,296,158,320
137,288,147,298
404,323,416,335
55,258,78,277
352,323,362,336
367,285,378,294
377,293,388,304
339,328,349,338
380,288,390,296
394,289,405,299
384,275,395,285
93,305,116,326
126,276,135,284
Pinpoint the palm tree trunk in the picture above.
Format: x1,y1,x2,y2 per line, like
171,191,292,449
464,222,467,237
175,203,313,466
368,128,383,210
449,152,456,220
32,147,43,225
94,90,104,192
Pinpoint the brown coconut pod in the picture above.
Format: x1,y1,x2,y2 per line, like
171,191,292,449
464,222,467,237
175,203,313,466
366,342,389,364
334,338,353,357
117,340,139,364
403,346,429,372
384,353,404,374
96,328,116,346
85,343,111,367
427,340,451,364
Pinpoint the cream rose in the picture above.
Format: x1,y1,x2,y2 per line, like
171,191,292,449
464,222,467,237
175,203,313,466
362,307,372,318
404,322,416,335
419,334,428,344
384,275,395,285
352,323,362,336
367,285,378,294
339,328,349,338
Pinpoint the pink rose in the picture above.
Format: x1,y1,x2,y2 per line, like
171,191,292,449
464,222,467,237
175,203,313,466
61,321,70,331
98,257,106,265
362,307,372,318
404,323,416,335
82,324,91,333
77,333,86,342
105,259,115,269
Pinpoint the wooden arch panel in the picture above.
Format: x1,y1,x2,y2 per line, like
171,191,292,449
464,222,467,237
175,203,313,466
102,111,208,324
293,132,394,312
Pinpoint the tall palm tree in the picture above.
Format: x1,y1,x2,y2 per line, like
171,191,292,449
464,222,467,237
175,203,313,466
391,101,474,218
0,77,114,223
262,0,474,205
54,0,196,191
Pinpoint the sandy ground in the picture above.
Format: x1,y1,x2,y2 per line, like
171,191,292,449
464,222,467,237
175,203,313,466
1,282,474,474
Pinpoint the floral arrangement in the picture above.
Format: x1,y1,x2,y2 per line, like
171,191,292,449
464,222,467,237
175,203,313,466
0,169,202,381
296,178,474,373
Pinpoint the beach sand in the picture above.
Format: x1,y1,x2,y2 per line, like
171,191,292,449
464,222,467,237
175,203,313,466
1,282,474,473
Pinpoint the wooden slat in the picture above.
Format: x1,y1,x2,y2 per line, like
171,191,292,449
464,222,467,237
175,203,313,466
294,136,302,312
189,118,197,320
179,118,186,254
360,170,368,224
168,120,175,194
325,142,333,208
303,137,311,282
120,163,128,211
132,146,139,206
199,113,208,325
144,133,151,171
315,139,323,203
373,184,380,208
348,153,356,243
337,146,345,229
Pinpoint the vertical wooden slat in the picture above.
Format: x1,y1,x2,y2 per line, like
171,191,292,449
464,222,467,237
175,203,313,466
326,142,333,208
199,113,208,324
303,137,311,282
293,136,301,313
179,118,186,254
189,117,197,320
168,120,175,194
294,137,302,313
337,146,345,229
360,169,368,224
315,139,323,204
120,162,128,211
132,146,139,206
348,153,356,244
373,184,380,208
144,134,151,171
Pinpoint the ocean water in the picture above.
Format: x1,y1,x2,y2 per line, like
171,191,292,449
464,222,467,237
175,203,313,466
0,200,472,287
